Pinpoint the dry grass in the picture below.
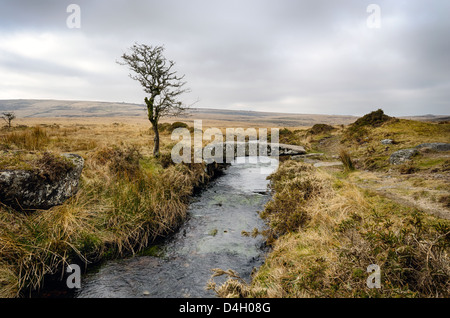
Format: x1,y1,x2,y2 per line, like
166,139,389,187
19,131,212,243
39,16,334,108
338,148,355,171
208,111,449,298
211,160,450,298
338,117,450,171
1,126,50,151
0,118,213,297
2,114,448,298
308,111,450,218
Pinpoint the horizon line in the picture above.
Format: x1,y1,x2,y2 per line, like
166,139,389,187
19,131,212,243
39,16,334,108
0,98,449,118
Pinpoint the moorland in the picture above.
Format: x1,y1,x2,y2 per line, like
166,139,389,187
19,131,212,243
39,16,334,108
0,101,448,298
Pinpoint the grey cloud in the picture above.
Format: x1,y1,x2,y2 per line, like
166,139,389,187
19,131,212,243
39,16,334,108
0,0,449,116
0,49,88,78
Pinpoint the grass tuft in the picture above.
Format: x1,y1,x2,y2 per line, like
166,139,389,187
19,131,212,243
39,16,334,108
338,149,355,172
1,126,50,150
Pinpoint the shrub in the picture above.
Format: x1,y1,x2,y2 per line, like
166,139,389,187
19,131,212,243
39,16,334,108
170,122,189,131
352,109,392,129
159,122,190,134
33,152,75,182
343,109,392,144
158,123,172,132
260,161,324,242
93,145,142,179
158,152,174,168
309,124,335,135
277,128,302,145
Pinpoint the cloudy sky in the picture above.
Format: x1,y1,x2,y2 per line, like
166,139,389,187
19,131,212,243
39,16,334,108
0,0,449,116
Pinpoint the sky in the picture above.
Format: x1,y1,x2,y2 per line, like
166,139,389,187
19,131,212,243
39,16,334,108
0,0,449,116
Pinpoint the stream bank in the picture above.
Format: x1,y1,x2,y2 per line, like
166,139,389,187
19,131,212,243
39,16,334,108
74,156,277,298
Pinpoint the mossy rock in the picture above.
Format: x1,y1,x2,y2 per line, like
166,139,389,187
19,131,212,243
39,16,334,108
0,153,84,210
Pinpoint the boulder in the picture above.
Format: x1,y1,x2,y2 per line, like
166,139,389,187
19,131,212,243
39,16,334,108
415,143,450,152
389,148,418,165
381,139,394,145
277,143,307,155
0,153,84,210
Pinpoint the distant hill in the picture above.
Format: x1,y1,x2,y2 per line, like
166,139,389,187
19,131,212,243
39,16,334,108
399,115,450,122
0,99,357,126
0,99,447,127
0,99,145,118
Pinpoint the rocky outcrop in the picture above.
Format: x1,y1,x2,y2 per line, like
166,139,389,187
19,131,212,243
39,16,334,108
0,153,84,210
415,143,450,152
389,149,419,165
389,143,450,165
389,148,419,165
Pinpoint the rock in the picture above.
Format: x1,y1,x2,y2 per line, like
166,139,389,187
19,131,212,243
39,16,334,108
0,153,84,210
381,139,394,145
389,148,419,165
389,143,450,165
277,143,307,155
207,141,306,160
415,143,450,152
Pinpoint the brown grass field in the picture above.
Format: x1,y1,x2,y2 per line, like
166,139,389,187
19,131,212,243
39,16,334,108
0,109,449,298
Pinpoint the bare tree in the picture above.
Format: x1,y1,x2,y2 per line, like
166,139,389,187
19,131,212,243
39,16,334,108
117,43,190,157
1,112,16,128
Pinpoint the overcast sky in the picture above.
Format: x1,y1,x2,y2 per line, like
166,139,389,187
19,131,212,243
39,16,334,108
0,0,449,116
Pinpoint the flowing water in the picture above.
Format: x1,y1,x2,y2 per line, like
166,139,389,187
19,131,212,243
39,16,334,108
75,156,278,298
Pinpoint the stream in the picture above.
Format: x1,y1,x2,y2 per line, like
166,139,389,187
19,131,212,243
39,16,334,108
75,156,278,298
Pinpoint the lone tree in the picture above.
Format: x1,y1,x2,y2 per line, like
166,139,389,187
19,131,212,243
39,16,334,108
1,112,16,128
118,43,190,157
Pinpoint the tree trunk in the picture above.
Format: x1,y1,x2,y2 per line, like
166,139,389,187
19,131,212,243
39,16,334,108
152,122,160,157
